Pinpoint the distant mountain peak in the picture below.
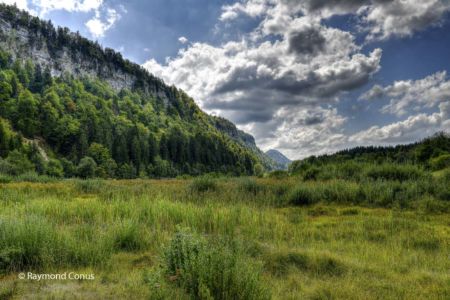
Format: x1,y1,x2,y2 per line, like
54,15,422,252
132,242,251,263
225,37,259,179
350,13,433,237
265,149,291,169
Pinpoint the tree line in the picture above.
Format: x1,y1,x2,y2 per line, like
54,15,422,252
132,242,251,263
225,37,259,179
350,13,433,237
0,49,258,178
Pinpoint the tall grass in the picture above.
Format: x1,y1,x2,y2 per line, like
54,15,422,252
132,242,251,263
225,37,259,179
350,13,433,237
0,172,448,299
163,229,270,300
0,216,113,272
189,176,218,193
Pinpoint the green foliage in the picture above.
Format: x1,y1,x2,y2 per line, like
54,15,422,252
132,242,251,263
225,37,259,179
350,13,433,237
0,178,448,299
112,220,148,252
264,250,346,277
303,166,321,181
238,177,265,195
0,216,112,271
76,156,97,179
0,9,261,178
60,158,76,177
15,171,55,183
163,229,270,300
365,164,425,182
290,133,450,171
287,185,320,206
0,51,258,178
189,176,217,193
430,154,450,170
45,158,63,177
253,163,264,177
267,170,289,179
0,150,34,175
74,179,107,193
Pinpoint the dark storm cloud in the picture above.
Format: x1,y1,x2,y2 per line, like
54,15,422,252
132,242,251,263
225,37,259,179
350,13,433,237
287,27,326,55
298,0,393,13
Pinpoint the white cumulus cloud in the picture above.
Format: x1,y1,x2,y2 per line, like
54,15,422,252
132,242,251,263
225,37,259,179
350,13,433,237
362,71,450,116
178,36,188,44
85,7,120,39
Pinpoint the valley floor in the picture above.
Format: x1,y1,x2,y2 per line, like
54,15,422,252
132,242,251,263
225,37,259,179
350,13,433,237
0,178,449,299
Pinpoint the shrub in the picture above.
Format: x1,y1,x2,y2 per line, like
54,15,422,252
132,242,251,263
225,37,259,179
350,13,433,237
287,185,320,206
60,158,76,177
253,163,264,177
77,156,97,179
303,167,321,181
334,161,363,180
189,176,217,193
418,197,449,214
430,154,450,170
45,159,64,177
238,178,264,195
0,150,34,175
163,229,270,300
321,181,360,204
365,164,425,182
267,170,289,179
0,173,12,183
15,171,55,183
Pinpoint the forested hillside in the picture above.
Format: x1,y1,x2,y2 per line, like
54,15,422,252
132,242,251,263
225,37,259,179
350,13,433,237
289,133,450,175
0,4,269,178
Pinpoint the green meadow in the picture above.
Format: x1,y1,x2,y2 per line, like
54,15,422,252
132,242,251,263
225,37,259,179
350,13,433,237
0,169,449,299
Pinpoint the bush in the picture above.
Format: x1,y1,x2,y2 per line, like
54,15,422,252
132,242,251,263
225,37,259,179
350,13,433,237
15,171,55,183
0,173,12,183
321,181,360,204
365,164,425,182
189,176,217,193
45,159,64,177
77,156,97,179
238,178,264,195
267,170,289,179
303,167,321,181
253,163,264,177
60,158,76,177
334,161,363,180
418,197,449,214
163,229,270,300
0,150,34,175
435,175,450,201
287,185,320,206
430,154,450,170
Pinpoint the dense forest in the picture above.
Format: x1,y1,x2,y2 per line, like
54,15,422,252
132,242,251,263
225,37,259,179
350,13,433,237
0,48,262,178
289,132,450,175
0,4,271,179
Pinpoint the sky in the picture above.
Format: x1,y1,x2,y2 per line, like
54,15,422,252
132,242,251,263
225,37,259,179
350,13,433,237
2,0,450,160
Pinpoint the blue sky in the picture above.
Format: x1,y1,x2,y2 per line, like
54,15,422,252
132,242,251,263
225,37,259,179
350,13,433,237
3,0,450,159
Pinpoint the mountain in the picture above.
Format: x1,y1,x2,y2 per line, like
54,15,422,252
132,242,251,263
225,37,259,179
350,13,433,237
0,4,269,178
211,116,280,170
265,149,292,170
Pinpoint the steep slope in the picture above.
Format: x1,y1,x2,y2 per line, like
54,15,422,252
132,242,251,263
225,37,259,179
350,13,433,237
265,149,291,169
0,4,264,178
211,116,280,170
